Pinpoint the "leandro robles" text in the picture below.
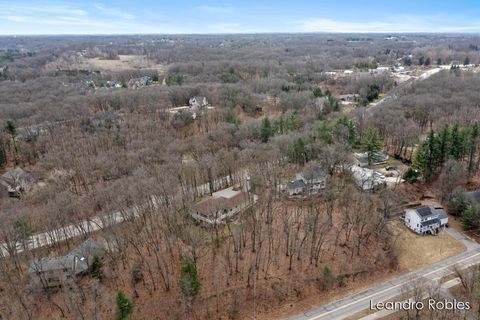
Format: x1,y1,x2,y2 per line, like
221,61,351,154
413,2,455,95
371,299,470,311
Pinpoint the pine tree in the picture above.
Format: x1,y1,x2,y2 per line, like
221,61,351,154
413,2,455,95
425,130,440,176
5,120,18,164
179,257,201,297
116,291,133,320
0,135,6,167
450,124,464,160
413,143,429,173
260,117,273,142
335,116,357,146
461,205,479,230
288,138,308,165
362,128,383,166
467,123,479,174
437,124,450,166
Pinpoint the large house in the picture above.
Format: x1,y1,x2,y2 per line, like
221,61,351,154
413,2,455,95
190,186,257,225
28,239,106,290
350,165,386,190
404,205,448,235
0,168,35,198
286,165,327,196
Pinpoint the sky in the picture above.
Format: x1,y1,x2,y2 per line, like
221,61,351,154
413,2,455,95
1,0,480,35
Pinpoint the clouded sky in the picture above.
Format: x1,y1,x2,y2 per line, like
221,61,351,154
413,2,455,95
1,0,480,35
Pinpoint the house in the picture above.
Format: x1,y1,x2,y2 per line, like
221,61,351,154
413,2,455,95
350,165,386,190
286,165,327,196
128,76,152,89
190,186,257,225
286,179,305,196
404,205,448,235
0,168,35,198
354,151,389,167
189,96,209,110
28,239,106,290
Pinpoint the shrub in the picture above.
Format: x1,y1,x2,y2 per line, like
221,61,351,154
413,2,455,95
89,256,104,280
447,189,470,216
116,291,133,320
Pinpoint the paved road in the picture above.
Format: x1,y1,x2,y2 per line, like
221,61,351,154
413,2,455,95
290,229,480,320
0,170,249,257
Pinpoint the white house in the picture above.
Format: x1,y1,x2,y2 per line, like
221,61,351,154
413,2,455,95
189,96,209,110
404,205,448,235
350,165,386,190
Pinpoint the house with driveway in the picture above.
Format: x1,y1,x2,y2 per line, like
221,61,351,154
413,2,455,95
404,205,448,235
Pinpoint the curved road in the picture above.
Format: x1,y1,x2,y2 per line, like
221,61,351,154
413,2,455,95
290,228,480,320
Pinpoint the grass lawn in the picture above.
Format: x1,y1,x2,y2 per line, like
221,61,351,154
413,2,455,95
389,220,466,272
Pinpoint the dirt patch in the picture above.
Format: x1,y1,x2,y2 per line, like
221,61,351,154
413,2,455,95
389,220,466,272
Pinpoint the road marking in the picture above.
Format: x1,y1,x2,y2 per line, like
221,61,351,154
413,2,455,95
305,251,480,320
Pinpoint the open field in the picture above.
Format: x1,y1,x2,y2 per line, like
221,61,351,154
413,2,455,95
87,55,165,72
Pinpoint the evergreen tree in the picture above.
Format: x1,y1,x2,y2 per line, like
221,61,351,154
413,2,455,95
116,291,133,320
90,256,104,280
260,117,273,142
179,257,201,297
425,130,440,176
437,124,450,166
334,116,357,146
450,124,466,160
362,128,383,166
461,205,479,230
412,143,429,174
288,138,308,165
0,135,6,167
467,123,479,174
312,86,322,98
5,120,18,164
285,111,298,131
317,121,333,144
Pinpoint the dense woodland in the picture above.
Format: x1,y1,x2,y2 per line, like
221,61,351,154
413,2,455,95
1,34,480,319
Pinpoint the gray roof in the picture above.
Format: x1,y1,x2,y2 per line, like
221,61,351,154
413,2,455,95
28,239,105,275
28,254,89,275
300,166,326,181
421,218,440,227
0,168,34,186
435,208,448,220
287,179,305,189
